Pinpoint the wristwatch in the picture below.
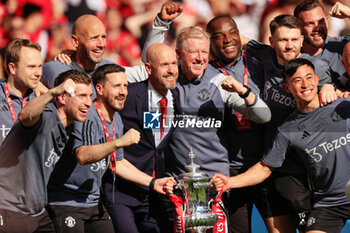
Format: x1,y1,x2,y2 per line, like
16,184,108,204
149,178,156,191
239,85,252,98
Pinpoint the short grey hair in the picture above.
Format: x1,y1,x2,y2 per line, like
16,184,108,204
176,26,210,51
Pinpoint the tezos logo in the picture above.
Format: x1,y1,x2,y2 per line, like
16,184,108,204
65,216,76,228
143,110,161,129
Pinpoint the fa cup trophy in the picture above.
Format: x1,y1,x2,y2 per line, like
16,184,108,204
175,148,219,233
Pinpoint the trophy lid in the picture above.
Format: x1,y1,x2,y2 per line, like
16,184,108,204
185,148,200,173
178,148,210,181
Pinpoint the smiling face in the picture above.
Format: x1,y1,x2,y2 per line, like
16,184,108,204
208,17,241,66
98,72,128,112
73,16,107,70
177,37,209,80
297,6,328,50
284,64,319,107
11,46,42,91
64,82,93,122
270,26,304,65
146,44,178,96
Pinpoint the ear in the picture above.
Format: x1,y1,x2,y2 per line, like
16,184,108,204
8,62,16,75
57,94,66,105
145,62,152,76
315,74,319,86
95,83,103,96
269,36,274,48
300,35,304,46
283,82,291,93
71,35,79,48
175,48,181,60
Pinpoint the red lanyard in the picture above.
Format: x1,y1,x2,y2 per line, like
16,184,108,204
93,99,117,172
216,51,248,85
4,82,27,123
216,52,252,131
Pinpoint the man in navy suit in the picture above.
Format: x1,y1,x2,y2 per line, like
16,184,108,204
101,43,180,233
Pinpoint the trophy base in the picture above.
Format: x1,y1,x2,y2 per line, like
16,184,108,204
185,212,218,233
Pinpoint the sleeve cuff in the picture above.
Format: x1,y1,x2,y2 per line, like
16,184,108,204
246,94,259,107
155,13,172,28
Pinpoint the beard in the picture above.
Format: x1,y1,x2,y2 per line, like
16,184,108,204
107,96,125,112
164,82,177,90
80,44,102,66
304,35,326,49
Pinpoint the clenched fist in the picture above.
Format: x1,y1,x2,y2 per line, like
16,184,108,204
160,1,183,22
221,76,246,95
50,78,76,97
116,128,140,148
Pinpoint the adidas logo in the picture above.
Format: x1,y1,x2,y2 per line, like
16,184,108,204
0,105,9,111
302,131,311,139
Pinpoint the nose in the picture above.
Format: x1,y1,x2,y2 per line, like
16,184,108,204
35,66,42,76
97,37,106,48
85,95,92,107
195,51,204,61
313,22,320,31
119,86,127,96
301,78,309,88
286,40,293,49
223,33,232,43
167,65,176,74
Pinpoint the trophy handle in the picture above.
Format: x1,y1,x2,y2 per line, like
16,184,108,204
207,181,215,211
208,188,224,211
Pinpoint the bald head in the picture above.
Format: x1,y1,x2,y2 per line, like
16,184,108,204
146,43,176,63
71,14,106,70
145,43,178,96
72,14,105,36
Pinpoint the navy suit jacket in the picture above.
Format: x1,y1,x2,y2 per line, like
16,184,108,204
109,80,181,205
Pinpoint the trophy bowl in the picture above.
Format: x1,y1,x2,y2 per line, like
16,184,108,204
176,149,218,233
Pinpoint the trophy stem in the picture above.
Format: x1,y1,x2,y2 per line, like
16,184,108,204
193,229,205,233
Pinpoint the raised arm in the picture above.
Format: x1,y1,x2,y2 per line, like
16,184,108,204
329,2,350,19
141,1,183,62
18,78,76,127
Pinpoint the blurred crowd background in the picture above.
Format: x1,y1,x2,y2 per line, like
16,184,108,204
0,0,349,79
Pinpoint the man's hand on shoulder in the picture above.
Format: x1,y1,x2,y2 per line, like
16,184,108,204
319,83,337,107
54,49,76,65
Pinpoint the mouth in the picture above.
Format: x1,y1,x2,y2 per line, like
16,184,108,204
310,32,324,40
284,51,296,58
115,96,125,102
301,89,313,95
79,108,89,116
223,45,236,53
92,49,104,57
193,63,204,69
164,75,176,81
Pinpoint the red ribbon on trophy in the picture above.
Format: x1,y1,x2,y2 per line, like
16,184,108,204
168,194,185,233
212,191,228,233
